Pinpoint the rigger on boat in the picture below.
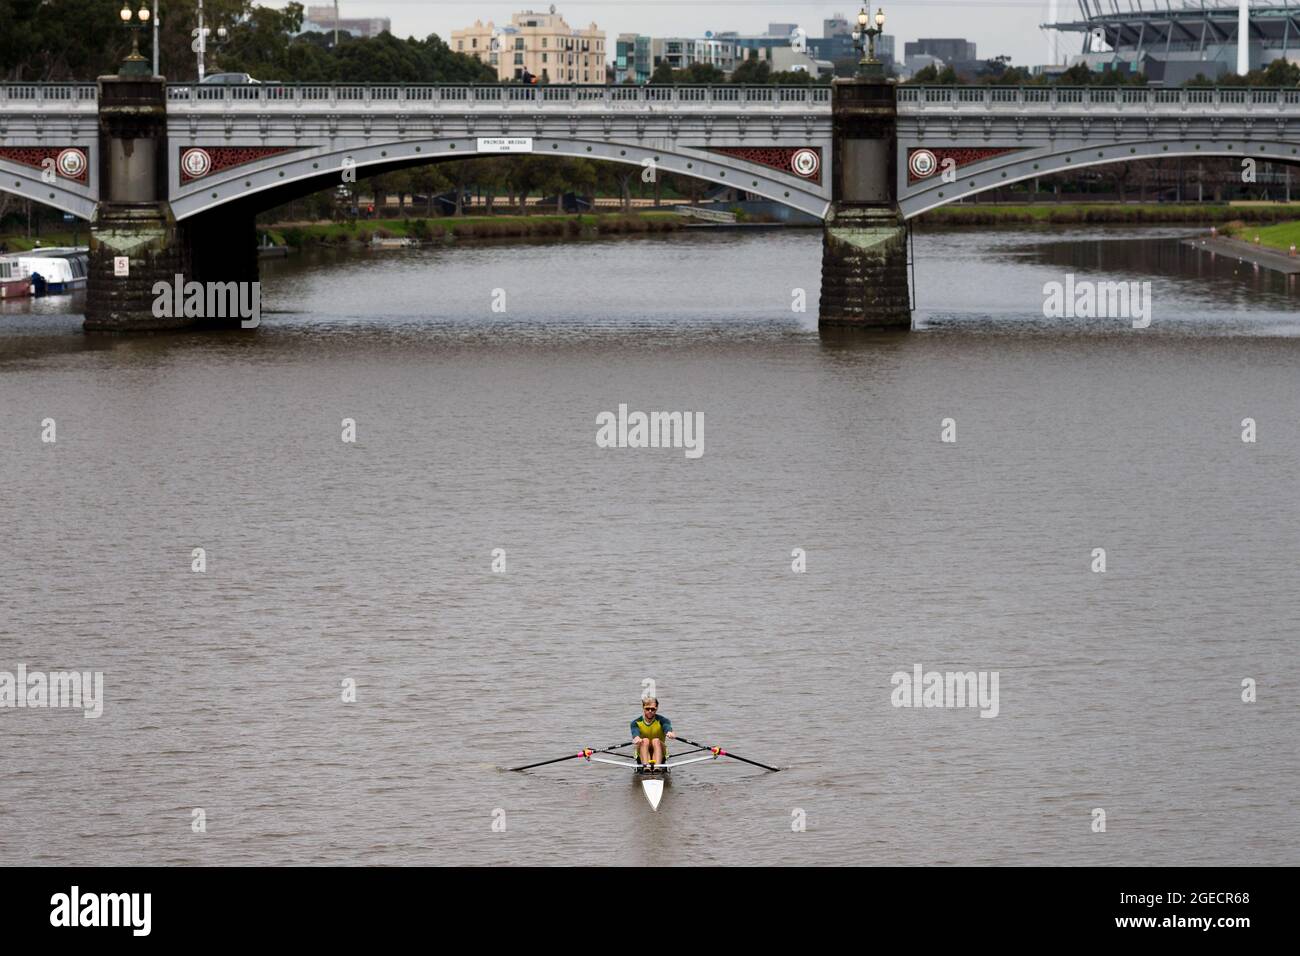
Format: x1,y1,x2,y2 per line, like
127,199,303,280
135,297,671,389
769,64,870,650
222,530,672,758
508,697,780,811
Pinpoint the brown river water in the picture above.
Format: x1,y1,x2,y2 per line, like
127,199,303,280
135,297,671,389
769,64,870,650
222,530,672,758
1,225,1296,865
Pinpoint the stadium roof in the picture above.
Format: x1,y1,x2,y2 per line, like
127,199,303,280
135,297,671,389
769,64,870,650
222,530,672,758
1047,1,1300,51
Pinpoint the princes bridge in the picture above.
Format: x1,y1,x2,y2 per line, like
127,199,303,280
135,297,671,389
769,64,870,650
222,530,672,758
1,79,1297,330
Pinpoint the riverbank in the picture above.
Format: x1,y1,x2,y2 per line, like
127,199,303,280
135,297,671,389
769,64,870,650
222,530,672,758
266,212,685,248
916,202,1300,226
1222,219,1300,253
0,231,83,252
1183,232,1300,274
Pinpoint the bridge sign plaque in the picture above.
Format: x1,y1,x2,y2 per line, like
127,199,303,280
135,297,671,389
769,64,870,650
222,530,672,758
477,138,533,153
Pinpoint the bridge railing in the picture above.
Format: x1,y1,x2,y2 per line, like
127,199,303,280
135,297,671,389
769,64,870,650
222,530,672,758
163,83,833,109
897,86,1300,110
0,84,98,106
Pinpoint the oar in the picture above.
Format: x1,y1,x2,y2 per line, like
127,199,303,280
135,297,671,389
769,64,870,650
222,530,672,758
673,737,781,772
508,740,634,772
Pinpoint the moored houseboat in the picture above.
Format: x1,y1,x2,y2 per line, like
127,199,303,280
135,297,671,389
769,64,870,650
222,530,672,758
15,247,89,295
0,257,33,298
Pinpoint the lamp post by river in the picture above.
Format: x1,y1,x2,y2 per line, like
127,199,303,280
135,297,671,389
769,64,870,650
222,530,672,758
852,6,887,79
118,2,152,77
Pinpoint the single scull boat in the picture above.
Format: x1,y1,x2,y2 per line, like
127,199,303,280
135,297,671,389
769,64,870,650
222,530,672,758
509,737,780,811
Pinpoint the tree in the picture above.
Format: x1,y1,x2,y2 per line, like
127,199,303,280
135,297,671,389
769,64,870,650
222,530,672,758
650,61,675,85
1213,57,1300,87
473,160,508,213
730,53,771,85
769,69,820,86
677,62,726,84
0,0,129,80
0,0,495,84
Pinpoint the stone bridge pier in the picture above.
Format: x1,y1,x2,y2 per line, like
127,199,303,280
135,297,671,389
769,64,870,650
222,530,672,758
818,78,911,331
86,75,255,332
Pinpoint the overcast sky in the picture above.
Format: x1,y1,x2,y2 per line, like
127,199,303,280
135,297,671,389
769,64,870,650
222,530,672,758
284,1,1089,67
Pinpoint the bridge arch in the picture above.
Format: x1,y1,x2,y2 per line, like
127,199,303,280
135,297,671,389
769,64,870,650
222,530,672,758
0,161,96,220
169,137,832,221
900,138,1300,218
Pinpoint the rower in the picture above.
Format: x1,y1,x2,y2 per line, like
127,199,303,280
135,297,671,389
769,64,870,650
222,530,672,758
631,697,675,766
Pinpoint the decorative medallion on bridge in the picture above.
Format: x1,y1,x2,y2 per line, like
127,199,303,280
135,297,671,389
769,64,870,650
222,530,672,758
0,146,90,183
906,146,1024,184
55,148,87,180
908,149,937,180
790,148,820,179
707,146,822,185
178,145,298,183
181,148,212,180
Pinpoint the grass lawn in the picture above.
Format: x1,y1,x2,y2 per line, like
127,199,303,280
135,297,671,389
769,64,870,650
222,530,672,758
1233,220,1300,252
0,231,84,251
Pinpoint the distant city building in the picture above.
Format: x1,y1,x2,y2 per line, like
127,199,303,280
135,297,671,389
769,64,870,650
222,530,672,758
902,53,946,78
1046,0,1300,84
766,46,834,76
615,33,652,83
302,5,391,39
806,34,856,63
652,37,739,74
452,9,606,83
904,38,977,62
767,23,800,38
716,31,794,56
1031,63,1071,79
824,14,852,37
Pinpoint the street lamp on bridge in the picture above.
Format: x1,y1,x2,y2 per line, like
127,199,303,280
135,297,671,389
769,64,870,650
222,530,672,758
118,2,153,77
853,6,887,79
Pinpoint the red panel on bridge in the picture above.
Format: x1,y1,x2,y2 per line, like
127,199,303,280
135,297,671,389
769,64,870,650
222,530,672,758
178,146,299,183
906,146,1024,184
707,146,822,185
0,146,89,183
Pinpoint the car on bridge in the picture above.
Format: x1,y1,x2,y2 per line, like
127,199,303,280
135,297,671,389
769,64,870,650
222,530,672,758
199,72,261,85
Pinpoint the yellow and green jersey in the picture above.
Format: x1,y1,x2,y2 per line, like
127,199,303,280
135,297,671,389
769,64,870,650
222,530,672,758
631,713,672,759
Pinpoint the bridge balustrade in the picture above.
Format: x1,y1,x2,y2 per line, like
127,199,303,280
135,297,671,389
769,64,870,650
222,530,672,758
0,83,97,105
6,82,1288,114
897,85,1300,112
154,83,832,110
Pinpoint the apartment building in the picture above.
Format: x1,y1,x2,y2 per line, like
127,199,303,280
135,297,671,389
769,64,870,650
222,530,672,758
452,9,606,83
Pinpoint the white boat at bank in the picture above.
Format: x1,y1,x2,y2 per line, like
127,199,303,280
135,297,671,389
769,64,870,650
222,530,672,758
14,247,89,295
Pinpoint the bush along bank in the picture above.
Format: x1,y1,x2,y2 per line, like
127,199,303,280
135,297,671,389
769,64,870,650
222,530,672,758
270,213,686,248
915,203,1300,226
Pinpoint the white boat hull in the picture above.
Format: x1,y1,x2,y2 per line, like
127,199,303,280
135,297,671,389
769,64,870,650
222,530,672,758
633,765,670,811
